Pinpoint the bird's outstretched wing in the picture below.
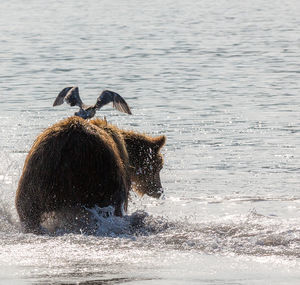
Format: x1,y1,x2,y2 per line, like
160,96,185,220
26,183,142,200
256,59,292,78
53,86,83,108
95,90,132,115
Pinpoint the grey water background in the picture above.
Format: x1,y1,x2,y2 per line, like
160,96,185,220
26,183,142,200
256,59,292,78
0,0,300,284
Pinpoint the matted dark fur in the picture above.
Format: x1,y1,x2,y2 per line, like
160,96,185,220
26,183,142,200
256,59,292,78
15,116,166,233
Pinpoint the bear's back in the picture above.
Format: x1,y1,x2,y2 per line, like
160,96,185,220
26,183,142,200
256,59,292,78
16,117,128,215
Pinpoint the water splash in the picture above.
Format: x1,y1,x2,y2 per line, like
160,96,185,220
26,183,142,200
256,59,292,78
23,205,300,258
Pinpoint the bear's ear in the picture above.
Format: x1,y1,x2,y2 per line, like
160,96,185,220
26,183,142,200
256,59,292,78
152,135,166,151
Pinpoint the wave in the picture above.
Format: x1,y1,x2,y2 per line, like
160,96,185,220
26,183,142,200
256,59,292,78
177,195,300,203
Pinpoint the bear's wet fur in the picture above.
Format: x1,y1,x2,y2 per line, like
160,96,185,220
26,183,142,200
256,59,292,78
15,116,166,233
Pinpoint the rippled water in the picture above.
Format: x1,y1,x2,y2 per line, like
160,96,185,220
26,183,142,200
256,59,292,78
0,0,300,284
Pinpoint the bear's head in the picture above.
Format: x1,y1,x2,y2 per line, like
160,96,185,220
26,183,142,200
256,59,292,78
122,132,166,198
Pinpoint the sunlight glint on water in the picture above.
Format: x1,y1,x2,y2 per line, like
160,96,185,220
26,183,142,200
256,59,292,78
0,0,300,284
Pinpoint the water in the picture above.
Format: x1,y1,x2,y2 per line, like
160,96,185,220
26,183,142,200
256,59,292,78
0,0,300,283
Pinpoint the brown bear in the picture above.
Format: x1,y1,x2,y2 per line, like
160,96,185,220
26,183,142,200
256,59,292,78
15,116,166,233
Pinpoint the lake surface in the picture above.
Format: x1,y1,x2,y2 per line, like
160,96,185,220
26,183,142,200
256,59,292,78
0,0,299,284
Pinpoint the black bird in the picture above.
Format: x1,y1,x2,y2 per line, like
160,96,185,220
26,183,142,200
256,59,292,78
53,86,132,119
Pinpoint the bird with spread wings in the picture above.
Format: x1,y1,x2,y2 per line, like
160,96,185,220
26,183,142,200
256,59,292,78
53,86,132,119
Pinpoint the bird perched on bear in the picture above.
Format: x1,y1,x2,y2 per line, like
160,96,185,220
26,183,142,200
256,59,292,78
53,86,132,119
15,116,166,234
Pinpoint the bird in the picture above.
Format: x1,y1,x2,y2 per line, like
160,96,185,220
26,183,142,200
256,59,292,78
53,86,132,119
